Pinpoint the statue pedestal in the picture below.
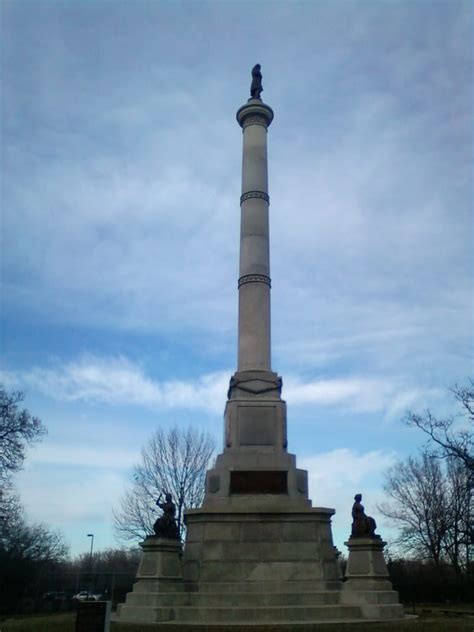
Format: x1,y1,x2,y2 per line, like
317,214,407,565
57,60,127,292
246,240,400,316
344,536,390,589
341,537,404,620
115,537,184,624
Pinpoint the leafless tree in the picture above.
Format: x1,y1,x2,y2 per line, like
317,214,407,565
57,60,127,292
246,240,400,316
0,386,46,485
379,450,472,573
114,426,215,543
379,450,449,566
406,379,473,473
444,458,472,574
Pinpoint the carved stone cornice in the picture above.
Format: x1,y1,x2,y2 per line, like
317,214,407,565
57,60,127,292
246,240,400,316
227,374,283,399
236,100,274,129
238,274,271,289
240,190,270,204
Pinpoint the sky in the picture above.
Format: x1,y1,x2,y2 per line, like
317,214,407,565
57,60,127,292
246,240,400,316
1,0,472,558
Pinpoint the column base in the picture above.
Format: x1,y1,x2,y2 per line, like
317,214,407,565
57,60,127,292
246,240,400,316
341,536,404,620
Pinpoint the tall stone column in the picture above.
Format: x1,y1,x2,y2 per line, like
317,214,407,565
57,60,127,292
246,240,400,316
236,100,274,372
196,81,309,510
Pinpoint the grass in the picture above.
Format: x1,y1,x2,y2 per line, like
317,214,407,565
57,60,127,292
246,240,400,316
0,608,473,632
0,612,75,631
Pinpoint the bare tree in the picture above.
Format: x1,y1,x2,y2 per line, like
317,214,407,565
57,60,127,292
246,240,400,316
379,450,472,572
443,458,472,574
0,386,46,485
379,450,450,566
114,426,215,543
406,379,473,473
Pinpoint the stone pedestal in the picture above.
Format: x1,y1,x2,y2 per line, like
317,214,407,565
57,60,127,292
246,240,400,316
183,508,341,589
115,537,184,624
341,537,404,620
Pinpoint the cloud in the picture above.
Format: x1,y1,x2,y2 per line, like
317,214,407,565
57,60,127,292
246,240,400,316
17,355,229,414
17,465,126,526
301,448,396,500
27,443,138,470
5,354,442,419
300,448,397,546
284,375,442,418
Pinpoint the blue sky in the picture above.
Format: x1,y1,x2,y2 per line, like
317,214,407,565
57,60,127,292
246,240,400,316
1,0,472,557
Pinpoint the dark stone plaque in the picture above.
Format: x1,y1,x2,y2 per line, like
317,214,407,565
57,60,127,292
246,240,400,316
238,406,276,446
230,470,288,494
76,600,111,632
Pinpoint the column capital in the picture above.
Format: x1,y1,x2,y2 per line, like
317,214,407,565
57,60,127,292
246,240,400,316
236,99,274,129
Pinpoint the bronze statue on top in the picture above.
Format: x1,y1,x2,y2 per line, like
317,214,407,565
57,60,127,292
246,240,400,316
250,64,263,99
153,492,179,540
351,493,378,538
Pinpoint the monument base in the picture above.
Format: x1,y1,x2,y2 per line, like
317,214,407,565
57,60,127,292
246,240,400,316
115,537,183,624
182,507,340,588
341,537,404,620
114,528,406,625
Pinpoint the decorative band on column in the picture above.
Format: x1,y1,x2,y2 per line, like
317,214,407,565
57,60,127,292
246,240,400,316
241,115,268,129
238,274,271,288
240,191,270,205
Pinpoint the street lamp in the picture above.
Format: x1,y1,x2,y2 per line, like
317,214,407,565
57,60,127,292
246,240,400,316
0,490,6,522
87,533,94,598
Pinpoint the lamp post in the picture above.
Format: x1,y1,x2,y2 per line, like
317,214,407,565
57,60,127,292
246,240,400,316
0,489,6,522
87,533,94,598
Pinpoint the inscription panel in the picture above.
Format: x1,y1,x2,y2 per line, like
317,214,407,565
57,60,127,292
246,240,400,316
238,406,276,446
230,470,288,494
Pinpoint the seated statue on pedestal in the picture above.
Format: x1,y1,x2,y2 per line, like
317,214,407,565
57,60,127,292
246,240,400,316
351,493,378,538
153,492,179,540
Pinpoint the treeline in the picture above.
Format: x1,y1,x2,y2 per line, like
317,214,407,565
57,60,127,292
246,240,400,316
0,387,67,616
1,545,140,615
388,558,473,604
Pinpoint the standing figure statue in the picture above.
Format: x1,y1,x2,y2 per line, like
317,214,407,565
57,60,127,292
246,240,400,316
351,493,378,538
250,64,263,99
153,492,179,540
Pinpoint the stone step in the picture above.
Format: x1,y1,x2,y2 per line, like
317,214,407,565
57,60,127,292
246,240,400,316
341,589,402,607
125,590,341,608
175,604,363,623
185,580,342,593
118,604,363,624
358,603,405,620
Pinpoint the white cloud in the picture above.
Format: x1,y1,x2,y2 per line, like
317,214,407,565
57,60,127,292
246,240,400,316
27,443,139,470
0,370,20,390
6,354,442,420
300,448,397,547
17,355,229,414
284,375,441,418
17,466,126,526
285,376,390,410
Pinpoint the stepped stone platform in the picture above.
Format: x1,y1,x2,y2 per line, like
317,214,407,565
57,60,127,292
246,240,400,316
115,531,404,626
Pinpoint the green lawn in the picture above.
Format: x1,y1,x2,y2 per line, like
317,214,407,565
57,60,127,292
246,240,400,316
0,613,75,632
0,609,473,632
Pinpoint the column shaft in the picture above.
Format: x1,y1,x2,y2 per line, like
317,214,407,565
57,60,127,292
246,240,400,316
236,102,273,372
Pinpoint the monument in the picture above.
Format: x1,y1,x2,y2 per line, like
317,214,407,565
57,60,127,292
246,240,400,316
115,67,404,625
